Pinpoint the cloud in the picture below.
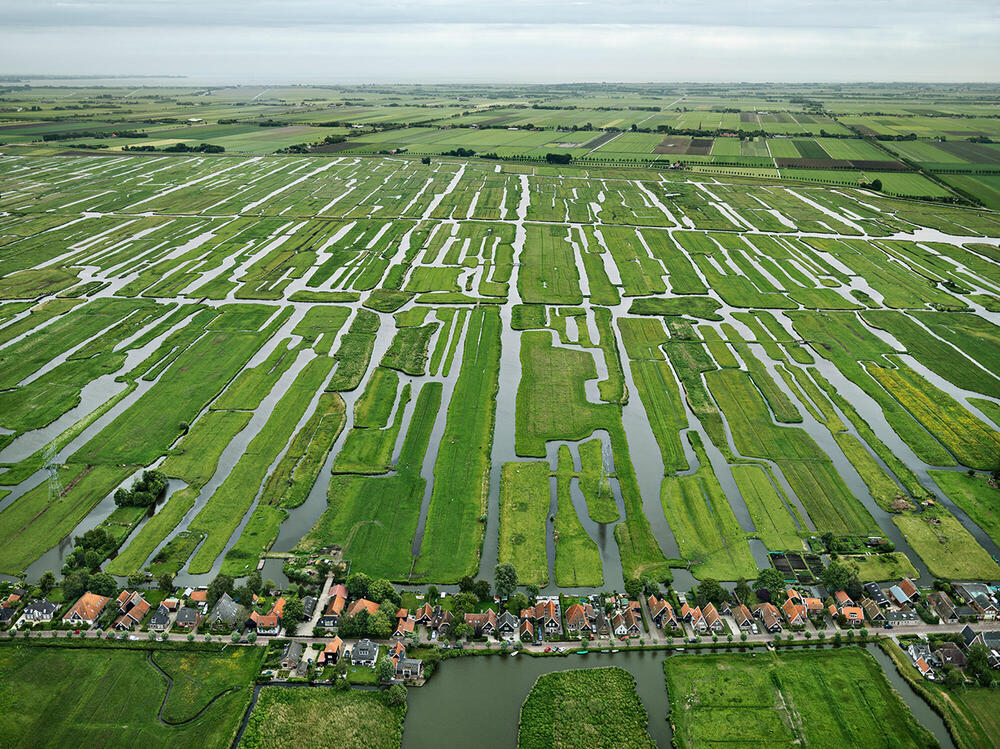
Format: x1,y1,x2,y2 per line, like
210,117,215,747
0,3,997,82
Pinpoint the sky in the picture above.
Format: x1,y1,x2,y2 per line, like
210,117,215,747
1,0,998,83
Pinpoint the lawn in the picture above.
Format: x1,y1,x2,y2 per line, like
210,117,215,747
665,648,937,749
240,687,405,749
0,643,259,748
518,667,654,749
841,552,918,581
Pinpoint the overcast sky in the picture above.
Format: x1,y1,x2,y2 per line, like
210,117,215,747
1,1,997,83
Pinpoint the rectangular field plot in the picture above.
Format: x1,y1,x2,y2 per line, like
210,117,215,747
0,147,998,592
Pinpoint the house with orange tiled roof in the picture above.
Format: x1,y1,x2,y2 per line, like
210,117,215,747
318,593,347,628
688,606,706,633
833,590,854,608
113,591,151,630
753,602,782,633
318,636,343,666
648,596,678,630
465,608,497,637
803,597,824,616
898,578,919,600
733,604,754,630
188,589,208,613
346,598,380,619
248,610,280,635
526,599,561,635
565,603,595,634
63,592,110,626
393,616,416,640
520,618,534,641
841,606,864,626
781,597,807,627
703,603,725,633
414,602,434,625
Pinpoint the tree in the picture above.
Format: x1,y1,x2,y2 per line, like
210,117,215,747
624,577,643,600
247,571,263,595
507,592,529,615
368,610,393,640
234,585,254,604
62,570,89,601
473,579,492,601
247,631,257,644
452,622,473,641
450,593,478,619
734,578,751,604
427,585,439,601
376,656,396,683
207,574,234,609
526,583,540,599
127,572,146,590
368,579,399,608
820,560,857,594
494,564,517,599
754,568,784,596
39,571,56,595
283,597,304,626
458,575,475,593
385,683,407,706
231,631,241,642
88,573,116,597
346,572,371,600
945,668,964,688
698,578,726,606
158,573,174,594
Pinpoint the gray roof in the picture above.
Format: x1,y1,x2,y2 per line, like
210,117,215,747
302,596,317,618
208,593,242,625
0,607,14,622
282,640,304,664
353,638,378,661
23,599,58,616
176,606,200,624
149,605,171,627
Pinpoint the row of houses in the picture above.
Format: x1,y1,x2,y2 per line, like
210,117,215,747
906,627,1000,681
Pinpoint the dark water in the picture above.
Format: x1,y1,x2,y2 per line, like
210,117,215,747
401,644,952,749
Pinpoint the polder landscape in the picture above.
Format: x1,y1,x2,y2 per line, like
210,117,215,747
0,81,999,749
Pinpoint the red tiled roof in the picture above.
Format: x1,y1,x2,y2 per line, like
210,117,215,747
63,592,110,623
270,597,286,618
899,578,919,598
346,599,379,618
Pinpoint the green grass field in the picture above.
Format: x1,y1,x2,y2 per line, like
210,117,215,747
240,686,405,749
518,667,654,749
498,461,552,587
0,643,260,749
665,648,937,749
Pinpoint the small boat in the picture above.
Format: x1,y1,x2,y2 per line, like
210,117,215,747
510,651,519,657
576,650,589,655
601,649,610,653
611,649,619,653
